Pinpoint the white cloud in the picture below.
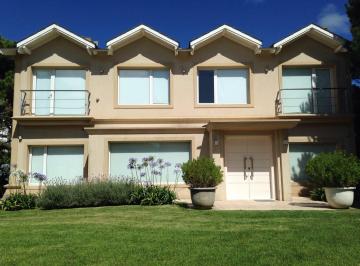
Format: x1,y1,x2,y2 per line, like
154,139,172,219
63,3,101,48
318,3,349,35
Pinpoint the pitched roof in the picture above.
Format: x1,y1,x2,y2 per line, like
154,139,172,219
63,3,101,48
273,24,346,51
16,24,96,54
190,25,262,54
106,25,179,54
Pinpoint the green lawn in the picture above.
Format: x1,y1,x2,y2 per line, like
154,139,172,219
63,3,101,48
0,206,359,266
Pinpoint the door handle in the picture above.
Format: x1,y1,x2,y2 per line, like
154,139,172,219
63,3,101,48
243,157,248,180
249,156,254,180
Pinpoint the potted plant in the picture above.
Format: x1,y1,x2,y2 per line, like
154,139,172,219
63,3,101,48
181,157,223,209
306,151,360,209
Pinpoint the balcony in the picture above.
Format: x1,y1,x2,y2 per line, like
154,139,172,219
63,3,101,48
276,88,350,116
20,90,90,116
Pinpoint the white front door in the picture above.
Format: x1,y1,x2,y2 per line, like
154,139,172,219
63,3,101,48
225,136,274,200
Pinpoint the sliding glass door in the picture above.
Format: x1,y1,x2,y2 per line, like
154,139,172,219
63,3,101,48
281,67,332,114
33,70,86,115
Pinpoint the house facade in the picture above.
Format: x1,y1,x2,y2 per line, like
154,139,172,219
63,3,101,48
2,24,354,201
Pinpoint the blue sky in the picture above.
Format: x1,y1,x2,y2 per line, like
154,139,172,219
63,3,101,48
0,0,351,48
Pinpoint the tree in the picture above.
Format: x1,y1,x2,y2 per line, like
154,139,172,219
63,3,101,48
346,0,360,80
0,36,15,196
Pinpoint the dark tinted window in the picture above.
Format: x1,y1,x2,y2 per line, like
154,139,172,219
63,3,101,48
198,70,214,103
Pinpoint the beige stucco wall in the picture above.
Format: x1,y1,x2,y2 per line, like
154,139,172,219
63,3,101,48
8,33,354,201
14,35,351,119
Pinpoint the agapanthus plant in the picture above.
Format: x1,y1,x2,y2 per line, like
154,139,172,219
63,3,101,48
32,172,48,193
127,156,182,187
10,169,29,195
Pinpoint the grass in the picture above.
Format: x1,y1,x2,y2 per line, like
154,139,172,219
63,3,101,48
0,206,360,266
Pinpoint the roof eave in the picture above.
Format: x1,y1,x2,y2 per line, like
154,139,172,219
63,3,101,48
272,24,346,53
189,25,262,54
106,25,179,55
16,24,96,55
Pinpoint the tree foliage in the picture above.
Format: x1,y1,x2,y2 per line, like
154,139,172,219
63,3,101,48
346,0,360,79
0,36,15,196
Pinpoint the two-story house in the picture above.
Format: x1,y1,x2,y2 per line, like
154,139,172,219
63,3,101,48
1,23,354,201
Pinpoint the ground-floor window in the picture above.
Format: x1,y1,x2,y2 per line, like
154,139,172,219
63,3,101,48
29,146,84,184
289,143,336,181
109,142,191,183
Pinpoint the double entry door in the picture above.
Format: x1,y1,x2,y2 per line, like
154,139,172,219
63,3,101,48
225,135,274,200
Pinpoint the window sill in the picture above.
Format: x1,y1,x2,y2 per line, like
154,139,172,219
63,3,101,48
114,105,173,109
194,104,254,108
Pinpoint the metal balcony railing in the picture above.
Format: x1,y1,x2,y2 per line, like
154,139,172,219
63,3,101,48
20,90,90,116
276,88,350,115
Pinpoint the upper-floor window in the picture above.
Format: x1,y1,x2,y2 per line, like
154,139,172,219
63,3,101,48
32,69,87,115
281,67,333,114
198,69,249,104
118,69,169,105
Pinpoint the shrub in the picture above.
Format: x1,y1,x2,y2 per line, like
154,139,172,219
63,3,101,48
129,185,176,205
0,193,37,211
309,187,326,202
181,157,223,188
37,179,177,210
306,151,360,188
37,179,136,209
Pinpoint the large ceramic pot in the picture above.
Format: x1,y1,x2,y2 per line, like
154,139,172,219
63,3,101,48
190,187,216,209
324,187,355,209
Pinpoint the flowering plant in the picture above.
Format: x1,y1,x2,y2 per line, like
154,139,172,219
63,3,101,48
127,156,182,186
10,169,29,194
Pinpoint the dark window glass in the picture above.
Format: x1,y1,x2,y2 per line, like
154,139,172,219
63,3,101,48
199,70,214,103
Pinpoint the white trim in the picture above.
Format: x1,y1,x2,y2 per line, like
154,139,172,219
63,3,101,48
214,70,218,104
50,71,55,115
149,71,153,105
106,25,179,51
17,24,95,50
32,73,36,115
28,147,32,175
190,25,262,52
273,24,337,48
43,147,47,175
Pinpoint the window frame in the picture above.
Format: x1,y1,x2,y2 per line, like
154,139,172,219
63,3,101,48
28,145,85,184
31,68,87,115
117,68,171,107
196,67,251,106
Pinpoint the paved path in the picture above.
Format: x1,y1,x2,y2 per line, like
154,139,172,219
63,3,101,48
176,197,338,211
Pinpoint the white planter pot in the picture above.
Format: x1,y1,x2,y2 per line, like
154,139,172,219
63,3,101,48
324,187,355,209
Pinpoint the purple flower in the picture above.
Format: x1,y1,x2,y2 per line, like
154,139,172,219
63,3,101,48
150,161,157,168
148,156,155,162
151,170,160,176
159,164,165,169
140,172,146,177
157,158,164,164
175,163,182,169
129,158,137,164
32,172,47,182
